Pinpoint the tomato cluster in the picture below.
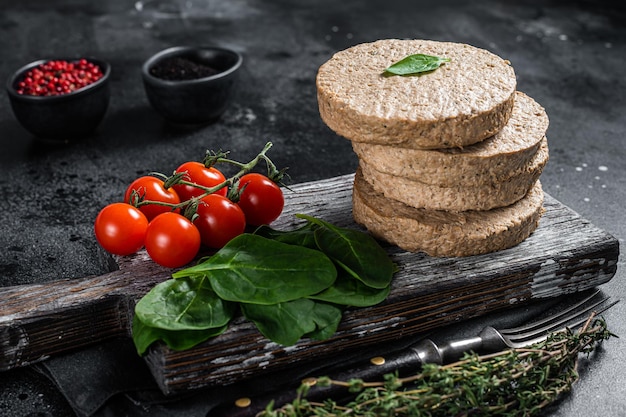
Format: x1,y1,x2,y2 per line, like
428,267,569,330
94,162,284,268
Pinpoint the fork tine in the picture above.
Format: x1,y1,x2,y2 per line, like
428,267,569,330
507,299,619,347
499,290,609,338
502,295,608,338
548,300,617,333
503,299,606,344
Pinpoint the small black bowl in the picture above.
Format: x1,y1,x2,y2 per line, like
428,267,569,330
6,57,111,141
141,46,243,124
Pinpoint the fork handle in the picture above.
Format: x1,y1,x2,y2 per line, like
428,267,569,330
210,345,425,416
432,326,507,363
417,336,483,364
210,333,497,417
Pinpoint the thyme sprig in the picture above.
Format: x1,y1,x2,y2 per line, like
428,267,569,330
260,314,615,417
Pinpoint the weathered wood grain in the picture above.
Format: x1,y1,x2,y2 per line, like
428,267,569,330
143,174,619,394
0,174,619,396
0,252,170,370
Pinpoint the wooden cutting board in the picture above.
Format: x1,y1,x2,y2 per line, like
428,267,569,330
0,174,619,395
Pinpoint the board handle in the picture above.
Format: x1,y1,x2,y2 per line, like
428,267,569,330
0,253,171,371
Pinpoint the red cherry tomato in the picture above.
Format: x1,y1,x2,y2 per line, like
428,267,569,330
94,203,148,256
144,212,201,268
237,173,284,226
124,176,180,221
172,161,227,201
194,194,246,249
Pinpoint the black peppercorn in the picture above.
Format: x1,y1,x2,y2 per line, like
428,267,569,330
150,56,219,81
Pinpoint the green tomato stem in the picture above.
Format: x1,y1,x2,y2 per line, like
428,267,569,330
134,142,279,218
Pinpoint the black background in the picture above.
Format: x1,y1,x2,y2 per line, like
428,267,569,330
1,1,625,416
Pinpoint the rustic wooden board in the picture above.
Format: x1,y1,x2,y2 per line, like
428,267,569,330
0,174,619,395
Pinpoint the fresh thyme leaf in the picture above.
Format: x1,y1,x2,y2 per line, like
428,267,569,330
260,317,615,417
384,53,450,76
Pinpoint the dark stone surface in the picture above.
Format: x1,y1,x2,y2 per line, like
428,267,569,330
0,0,625,416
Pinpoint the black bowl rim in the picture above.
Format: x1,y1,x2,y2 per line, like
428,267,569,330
141,45,243,86
6,57,111,102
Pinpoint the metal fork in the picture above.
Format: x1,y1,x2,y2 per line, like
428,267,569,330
416,289,618,365
211,290,618,417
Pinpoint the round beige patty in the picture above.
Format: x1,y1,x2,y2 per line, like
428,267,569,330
317,39,517,149
359,140,548,211
352,168,545,257
351,92,549,187
359,137,549,211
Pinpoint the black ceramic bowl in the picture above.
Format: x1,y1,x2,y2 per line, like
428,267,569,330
6,57,111,141
141,46,243,124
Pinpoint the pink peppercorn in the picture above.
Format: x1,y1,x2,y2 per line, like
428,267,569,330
16,59,104,97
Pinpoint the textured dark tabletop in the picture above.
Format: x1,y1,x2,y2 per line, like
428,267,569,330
1,0,625,416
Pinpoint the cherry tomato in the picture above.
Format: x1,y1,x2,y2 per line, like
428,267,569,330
144,212,201,268
173,161,227,201
194,194,246,249
124,176,180,221
94,203,148,256
237,173,284,226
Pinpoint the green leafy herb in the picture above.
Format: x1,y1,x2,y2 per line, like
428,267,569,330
384,53,450,76
254,223,318,249
172,234,337,304
260,317,615,417
296,214,395,289
305,302,345,341
135,275,236,330
132,215,396,354
241,299,342,346
132,315,227,355
256,216,394,306
309,271,391,307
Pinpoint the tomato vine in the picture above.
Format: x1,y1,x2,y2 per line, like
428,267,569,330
94,142,286,267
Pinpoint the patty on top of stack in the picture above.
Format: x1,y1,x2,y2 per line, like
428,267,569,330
316,39,549,257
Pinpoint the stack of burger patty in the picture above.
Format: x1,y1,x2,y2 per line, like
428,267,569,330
316,39,549,257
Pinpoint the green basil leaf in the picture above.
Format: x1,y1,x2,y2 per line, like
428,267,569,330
253,223,317,249
309,270,391,307
384,53,450,76
132,315,227,356
241,299,342,346
296,214,395,289
173,234,337,304
135,276,237,331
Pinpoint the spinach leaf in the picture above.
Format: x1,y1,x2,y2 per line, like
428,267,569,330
173,234,337,305
384,53,450,76
132,215,397,351
309,270,391,307
296,214,395,289
135,275,236,331
241,299,342,346
253,223,317,248
132,315,228,355
305,302,344,341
